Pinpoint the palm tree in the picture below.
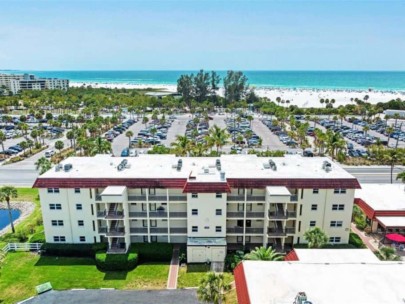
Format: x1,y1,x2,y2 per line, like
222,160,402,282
393,113,400,128
246,115,254,128
396,171,405,183
244,246,283,261
208,125,229,153
363,125,370,136
376,246,401,261
386,126,394,147
0,186,18,233
55,140,64,154
0,131,6,152
125,130,134,149
142,116,149,128
325,130,346,160
66,130,75,148
197,272,230,304
382,148,404,184
303,227,328,248
35,157,52,175
91,137,112,156
171,135,191,157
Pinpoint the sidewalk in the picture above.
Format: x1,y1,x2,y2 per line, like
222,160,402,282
166,245,180,289
351,223,380,252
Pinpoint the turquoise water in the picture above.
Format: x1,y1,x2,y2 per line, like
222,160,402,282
1,70,405,91
0,209,20,230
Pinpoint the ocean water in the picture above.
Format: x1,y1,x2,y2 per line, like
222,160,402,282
0,209,20,230
1,70,405,91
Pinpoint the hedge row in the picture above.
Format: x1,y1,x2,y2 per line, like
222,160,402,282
95,250,138,271
349,232,366,248
42,243,107,257
130,243,173,262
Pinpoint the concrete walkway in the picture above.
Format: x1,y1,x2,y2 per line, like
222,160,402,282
351,223,380,252
167,245,180,289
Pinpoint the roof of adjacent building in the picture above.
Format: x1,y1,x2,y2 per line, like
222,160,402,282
356,184,405,211
292,249,379,263
235,260,405,304
33,154,360,189
376,216,405,228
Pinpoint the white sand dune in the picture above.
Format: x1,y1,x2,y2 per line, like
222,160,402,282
71,82,405,109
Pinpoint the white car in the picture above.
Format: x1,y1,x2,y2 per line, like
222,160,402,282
129,149,137,157
45,150,55,158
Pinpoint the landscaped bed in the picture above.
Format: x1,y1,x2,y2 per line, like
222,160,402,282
0,252,169,303
177,264,234,288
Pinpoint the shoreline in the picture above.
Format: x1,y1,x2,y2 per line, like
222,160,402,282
0,202,35,237
71,81,405,108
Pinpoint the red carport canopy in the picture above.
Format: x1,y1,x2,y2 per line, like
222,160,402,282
386,233,405,243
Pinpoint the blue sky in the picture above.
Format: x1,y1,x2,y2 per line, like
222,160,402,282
0,0,404,70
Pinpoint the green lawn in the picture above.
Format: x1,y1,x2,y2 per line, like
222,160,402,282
0,252,169,303
0,188,43,247
177,264,234,288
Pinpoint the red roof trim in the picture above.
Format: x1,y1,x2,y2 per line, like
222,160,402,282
355,198,405,220
182,182,231,193
284,249,299,261
227,178,361,189
234,262,251,304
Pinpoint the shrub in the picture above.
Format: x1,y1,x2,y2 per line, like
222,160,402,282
95,250,138,271
15,230,28,242
42,243,107,257
29,232,45,243
349,232,366,248
130,243,173,262
355,216,367,230
225,250,245,272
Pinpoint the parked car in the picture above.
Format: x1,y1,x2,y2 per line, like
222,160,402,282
45,149,55,158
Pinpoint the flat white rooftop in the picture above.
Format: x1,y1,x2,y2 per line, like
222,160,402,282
39,154,356,181
294,249,379,263
242,260,405,304
376,216,405,228
101,186,127,196
356,184,405,211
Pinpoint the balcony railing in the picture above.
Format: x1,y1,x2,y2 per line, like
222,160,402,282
148,195,168,201
150,227,168,233
287,211,297,218
268,227,296,236
227,212,244,218
246,195,265,201
128,195,147,201
246,211,265,218
98,227,107,234
227,195,245,201
105,211,124,219
129,212,147,218
286,227,296,234
170,227,187,233
149,211,168,218
169,212,187,218
169,195,187,202
130,228,148,233
227,227,264,234
268,211,287,219
107,228,125,236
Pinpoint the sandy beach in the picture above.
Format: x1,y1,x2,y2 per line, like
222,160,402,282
71,82,405,108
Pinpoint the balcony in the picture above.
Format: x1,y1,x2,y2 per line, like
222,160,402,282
97,210,106,218
130,227,148,233
98,227,107,234
107,228,125,236
246,211,265,218
246,195,265,202
227,195,245,201
268,227,296,236
170,227,187,234
129,212,147,218
169,212,187,218
128,195,147,201
285,227,296,234
286,211,297,218
227,227,264,234
227,212,244,218
148,195,168,201
169,195,187,202
149,211,168,218
268,211,287,219
105,211,124,219
150,227,168,233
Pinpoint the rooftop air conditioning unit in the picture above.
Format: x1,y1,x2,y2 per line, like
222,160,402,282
64,163,72,172
177,159,183,171
55,164,63,172
269,159,277,171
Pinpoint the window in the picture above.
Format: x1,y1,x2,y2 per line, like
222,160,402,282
216,193,222,198
79,236,86,242
246,203,252,211
329,237,341,243
51,220,64,226
215,226,222,232
238,188,245,195
150,203,156,211
237,203,244,212
150,220,157,227
334,188,347,194
74,188,81,193
49,204,62,210
204,226,209,229
330,221,343,227
78,220,84,226
76,204,82,210
332,204,345,211
192,209,198,215
299,205,303,216
309,221,316,227
53,236,66,242
142,220,148,227
311,204,318,211
237,236,243,243
191,193,198,198
142,203,147,211
143,236,148,243
245,236,251,243
151,236,157,242
313,189,319,194
192,226,198,232
215,209,222,216
149,188,156,195
47,188,60,193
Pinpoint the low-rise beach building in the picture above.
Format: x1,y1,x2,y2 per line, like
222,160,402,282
0,73,69,94
33,154,360,262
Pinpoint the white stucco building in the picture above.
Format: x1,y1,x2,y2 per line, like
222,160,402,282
0,73,69,94
34,154,360,262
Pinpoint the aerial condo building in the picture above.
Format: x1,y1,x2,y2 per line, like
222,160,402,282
34,154,360,263
0,73,69,94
